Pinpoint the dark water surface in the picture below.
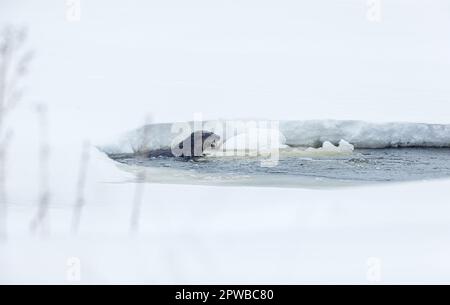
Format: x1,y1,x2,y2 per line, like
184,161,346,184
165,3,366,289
109,148,450,184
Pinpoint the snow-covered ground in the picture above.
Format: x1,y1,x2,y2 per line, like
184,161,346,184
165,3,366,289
4,153,450,283
1,107,450,284
1,0,450,284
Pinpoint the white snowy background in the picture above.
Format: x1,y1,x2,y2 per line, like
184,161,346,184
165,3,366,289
1,0,450,283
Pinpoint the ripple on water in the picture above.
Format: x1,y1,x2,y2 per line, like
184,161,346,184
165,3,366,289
108,148,450,187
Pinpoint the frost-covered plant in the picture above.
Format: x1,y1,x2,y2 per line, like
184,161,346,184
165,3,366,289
0,26,33,241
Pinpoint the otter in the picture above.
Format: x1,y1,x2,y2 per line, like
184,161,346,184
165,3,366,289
148,131,221,160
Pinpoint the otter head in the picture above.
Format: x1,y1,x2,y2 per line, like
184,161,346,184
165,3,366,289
178,131,221,158
202,131,221,152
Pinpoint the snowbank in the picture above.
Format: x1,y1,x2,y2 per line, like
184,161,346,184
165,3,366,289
219,127,287,155
305,139,354,154
99,120,450,154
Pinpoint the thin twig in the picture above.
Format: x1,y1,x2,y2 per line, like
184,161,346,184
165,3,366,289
71,140,90,234
30,103,51,236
